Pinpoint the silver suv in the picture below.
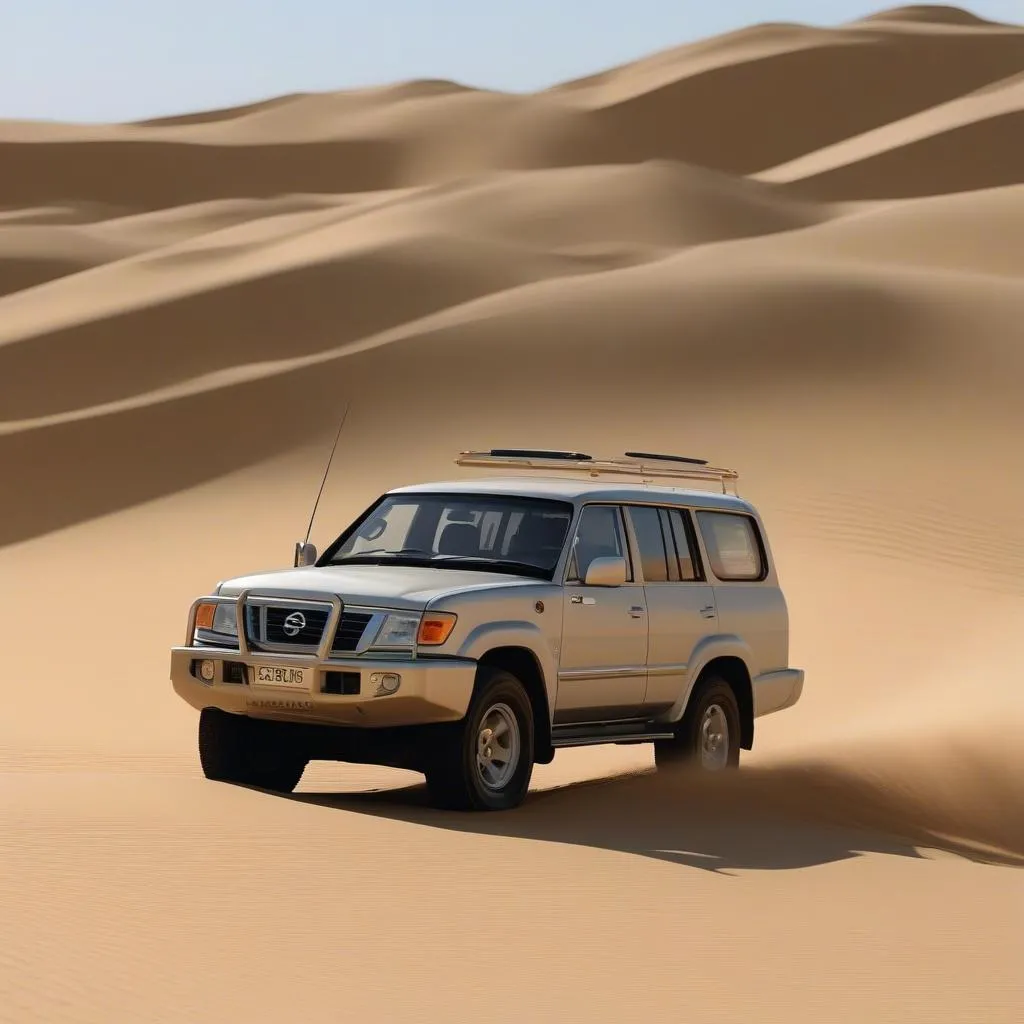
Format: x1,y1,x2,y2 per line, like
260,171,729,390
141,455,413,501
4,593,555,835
169,448,804,810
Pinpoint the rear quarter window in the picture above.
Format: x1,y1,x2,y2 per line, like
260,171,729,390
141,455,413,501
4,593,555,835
695,511,766,581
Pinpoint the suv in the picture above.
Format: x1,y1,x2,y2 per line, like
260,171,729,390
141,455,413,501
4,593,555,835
169,448,803,811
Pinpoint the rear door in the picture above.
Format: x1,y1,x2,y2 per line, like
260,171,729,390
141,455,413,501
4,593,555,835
693,509,787,691
623,504,719,716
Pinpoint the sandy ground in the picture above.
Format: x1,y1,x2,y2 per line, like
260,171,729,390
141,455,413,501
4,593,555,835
2,4,1024,1022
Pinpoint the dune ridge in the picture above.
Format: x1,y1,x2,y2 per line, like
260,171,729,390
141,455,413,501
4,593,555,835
2,5,1023,1023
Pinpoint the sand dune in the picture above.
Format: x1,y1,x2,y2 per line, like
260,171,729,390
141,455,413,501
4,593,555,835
556,11,1024,173
758,182,1024,275
853,4,1012,25
2,7,1020,210
759,71,1024,197
2,5,1023,1022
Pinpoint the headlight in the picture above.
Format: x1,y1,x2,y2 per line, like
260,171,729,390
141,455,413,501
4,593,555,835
370,613,421,651
194,601,237,636
212,604,238,636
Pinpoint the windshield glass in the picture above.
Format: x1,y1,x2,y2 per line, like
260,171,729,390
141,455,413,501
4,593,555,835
324,493,574,578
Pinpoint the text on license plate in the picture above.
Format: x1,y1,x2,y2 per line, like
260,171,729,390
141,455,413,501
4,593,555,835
251,665,311,689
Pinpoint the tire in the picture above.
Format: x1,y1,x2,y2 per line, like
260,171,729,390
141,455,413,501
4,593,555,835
654,675,741,774
423,667,535,811
198,707,307,793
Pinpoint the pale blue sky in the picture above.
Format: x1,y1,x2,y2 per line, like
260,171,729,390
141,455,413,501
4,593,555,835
3,1,1020,123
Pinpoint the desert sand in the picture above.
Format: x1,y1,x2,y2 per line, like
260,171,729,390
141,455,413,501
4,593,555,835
2,4,1023,1022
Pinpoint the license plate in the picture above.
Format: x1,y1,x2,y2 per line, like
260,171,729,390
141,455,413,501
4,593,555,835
251,664,311,690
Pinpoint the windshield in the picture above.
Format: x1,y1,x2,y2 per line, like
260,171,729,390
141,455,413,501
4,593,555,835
323,493,574,579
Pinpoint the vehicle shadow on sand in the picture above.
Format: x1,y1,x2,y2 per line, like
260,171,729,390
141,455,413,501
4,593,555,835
286,758,1024,874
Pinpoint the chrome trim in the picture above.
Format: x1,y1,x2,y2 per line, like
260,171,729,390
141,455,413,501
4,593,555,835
557,666,647,681
646,663,688,677
555,663,686,681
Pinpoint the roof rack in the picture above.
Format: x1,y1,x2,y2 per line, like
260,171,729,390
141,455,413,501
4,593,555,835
455,448,740,494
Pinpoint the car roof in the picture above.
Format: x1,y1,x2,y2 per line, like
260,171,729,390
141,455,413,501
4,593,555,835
387,475,756,513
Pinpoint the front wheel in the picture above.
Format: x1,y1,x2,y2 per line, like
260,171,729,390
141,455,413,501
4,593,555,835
654,675,741,773
424,667,535,811
198,707,308,793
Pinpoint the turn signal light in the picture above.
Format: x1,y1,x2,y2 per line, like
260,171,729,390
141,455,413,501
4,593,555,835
417,613,457,646
195,602,217,630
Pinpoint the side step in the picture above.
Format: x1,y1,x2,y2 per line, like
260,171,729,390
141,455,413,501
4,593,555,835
551,721,675,749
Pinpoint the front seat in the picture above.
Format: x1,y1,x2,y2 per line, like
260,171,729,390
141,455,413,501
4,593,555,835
508,515,566,567
437,522,481,557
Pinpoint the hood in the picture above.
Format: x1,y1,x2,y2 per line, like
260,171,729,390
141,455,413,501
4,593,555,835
216,563,540,611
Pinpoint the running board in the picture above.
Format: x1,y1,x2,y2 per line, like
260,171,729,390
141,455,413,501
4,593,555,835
551,722,675,749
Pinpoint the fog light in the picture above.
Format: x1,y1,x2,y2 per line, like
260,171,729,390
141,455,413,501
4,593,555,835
370,671,401,696
199,659,217,682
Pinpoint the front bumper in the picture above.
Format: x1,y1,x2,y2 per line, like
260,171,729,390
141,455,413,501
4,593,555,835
169,593,477,728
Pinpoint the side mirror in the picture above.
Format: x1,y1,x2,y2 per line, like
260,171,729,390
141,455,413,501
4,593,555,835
584,555,627,587
293,541,318,567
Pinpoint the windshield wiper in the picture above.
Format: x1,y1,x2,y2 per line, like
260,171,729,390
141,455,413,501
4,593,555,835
326,551,551,576
329,547,432,563
432,555,551,575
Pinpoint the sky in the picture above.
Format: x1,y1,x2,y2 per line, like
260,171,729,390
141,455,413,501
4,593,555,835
3,0,1021,123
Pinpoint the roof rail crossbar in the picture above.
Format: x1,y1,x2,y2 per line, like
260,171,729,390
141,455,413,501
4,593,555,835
623,451,708,466
487,448,593,461
455,449,740,494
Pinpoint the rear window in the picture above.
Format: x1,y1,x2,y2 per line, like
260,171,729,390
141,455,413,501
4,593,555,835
695,511,765,581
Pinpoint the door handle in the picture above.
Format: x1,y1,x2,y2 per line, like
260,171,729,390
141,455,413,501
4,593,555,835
629,606,645,618
700,605,716,618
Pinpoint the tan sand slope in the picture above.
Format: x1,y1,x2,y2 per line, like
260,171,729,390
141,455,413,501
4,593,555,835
758,71,1024,198
1,4,1023,1022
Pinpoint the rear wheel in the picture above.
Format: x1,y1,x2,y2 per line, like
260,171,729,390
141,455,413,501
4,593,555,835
198,707,307,793
654,675,741,773
424,667,535,811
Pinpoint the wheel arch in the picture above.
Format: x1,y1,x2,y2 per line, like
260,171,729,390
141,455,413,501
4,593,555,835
665,638,755,750
698,656,754,751
476,646,554,764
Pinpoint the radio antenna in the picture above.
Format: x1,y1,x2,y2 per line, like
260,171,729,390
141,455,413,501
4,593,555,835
302,401,350,549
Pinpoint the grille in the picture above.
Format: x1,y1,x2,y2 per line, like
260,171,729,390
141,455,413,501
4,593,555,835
243,603,373,654
265,606,329,645
331,611,373,653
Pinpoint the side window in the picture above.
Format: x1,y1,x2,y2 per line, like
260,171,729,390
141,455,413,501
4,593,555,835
695,511,765,581
667,508,702,581
568,505,631,582
625,506,669,582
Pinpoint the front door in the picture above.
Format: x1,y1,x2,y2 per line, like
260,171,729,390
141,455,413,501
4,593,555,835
555,504,648,724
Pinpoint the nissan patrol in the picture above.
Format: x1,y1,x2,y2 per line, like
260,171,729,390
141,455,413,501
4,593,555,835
169,448,804,811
